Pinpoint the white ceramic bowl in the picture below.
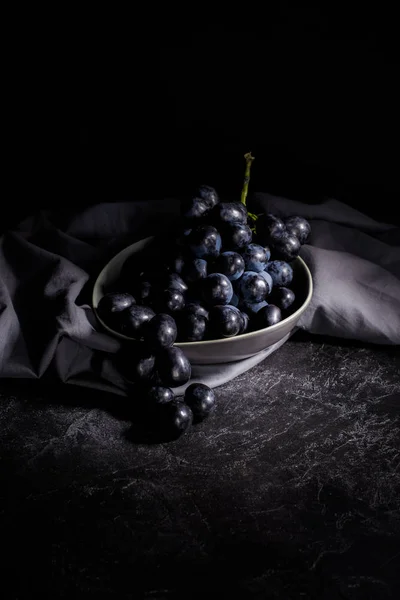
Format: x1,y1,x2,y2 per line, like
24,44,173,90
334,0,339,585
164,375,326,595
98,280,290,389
92,237,313,364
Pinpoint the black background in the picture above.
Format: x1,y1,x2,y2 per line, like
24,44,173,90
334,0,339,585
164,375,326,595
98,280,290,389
7,8,400,225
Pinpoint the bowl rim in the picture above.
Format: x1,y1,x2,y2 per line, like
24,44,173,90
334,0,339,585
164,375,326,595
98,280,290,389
92,237,313,347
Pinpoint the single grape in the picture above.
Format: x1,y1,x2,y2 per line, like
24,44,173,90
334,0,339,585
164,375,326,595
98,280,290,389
116,349,156,383
182,303,209,320
196,185,220,209
164,401,193,437
239,311,250,334
212,251,245,281
230,292,239,307
237,271,269,303
166,273,189,295
147,385,175,405
120,305,156,338
184,383,216,422
202,273,233,306
257,304,282,328
181,197,210,221
189,225,222,259
223,222,252,250
271,233,301,262
257,270,273,295
285,216,311,244
209,305,243,338
265,260,293,287
97,292,135,317
143,313,177,351
241,243,270,272
156,347,192,387
239,300,268,315
159,289,186,314
184,258,208,283
211,202,248,225
269,286,296,310
178,313,207,342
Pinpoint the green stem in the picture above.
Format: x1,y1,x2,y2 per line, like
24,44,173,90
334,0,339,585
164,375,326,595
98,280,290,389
241,152,257,230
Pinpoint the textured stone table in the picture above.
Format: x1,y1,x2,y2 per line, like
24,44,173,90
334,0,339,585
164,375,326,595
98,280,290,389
1,333,399,598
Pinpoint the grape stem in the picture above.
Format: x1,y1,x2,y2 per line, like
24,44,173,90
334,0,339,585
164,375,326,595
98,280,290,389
241,152,258,229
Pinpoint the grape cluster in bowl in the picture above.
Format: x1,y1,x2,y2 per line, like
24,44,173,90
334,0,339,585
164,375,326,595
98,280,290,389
95,185,311,438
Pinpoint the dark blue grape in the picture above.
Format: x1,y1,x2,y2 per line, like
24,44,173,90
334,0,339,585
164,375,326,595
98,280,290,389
211,202,248,225
116,350,156,384
202,273,233,306
266,260,293,287
196,185,220,209
166,273,188,295
258,270,273,295
239,300,269,315
264,214,287,242
237,271,269,303
285,216,311,244
143,313,177,351
120,305,156,338
168,254,186,275
241,243,270,272
223,222,252,250
239,311,250,334
182,303,209,320
212,251,245,281
184,258,207,283
159,289,186,313
156,347,192,387
181,197,210,221
189,225,222,259
97,292,135,317
230,292,239,307
271,233,301,262
209,305,243,338
257,304,282,328
164,401,193,437
178,313,207,342
184,383,216,422
147,385,174,405
269,287,296,310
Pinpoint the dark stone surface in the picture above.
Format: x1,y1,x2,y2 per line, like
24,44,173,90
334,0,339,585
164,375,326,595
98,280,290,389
1,333,400,598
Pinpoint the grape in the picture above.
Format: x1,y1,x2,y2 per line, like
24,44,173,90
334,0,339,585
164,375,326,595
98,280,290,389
120,305,156,338
263,214,287,242
181,197,210,221
237,271,269,303
147,386,174,405
189,225,222,259
211,202,247,225
97,292,135,329
196,185,219,209
239,311,250,334
182,303,209,320
143,313,177,351
266,260,293,287
209,305,243,338
202,273,233,306
156,347,192,387
116,349,156,384
257,270,273,295
184,383,216,422
241,243,270,272
223,222,252,249
159,289,185,314
166,273,188,295
164,401,193,437
285,216,311,244
269,286,295,310
178,313,207,342
230,292,239,307
134,280,154,305
257,304,282,327
212,251,245,281
168,254,186,275
184,258,208,283
239,300,268,315
271,233,301,262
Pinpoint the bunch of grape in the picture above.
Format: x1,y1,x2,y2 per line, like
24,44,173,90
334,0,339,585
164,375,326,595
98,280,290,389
97,184,310,438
